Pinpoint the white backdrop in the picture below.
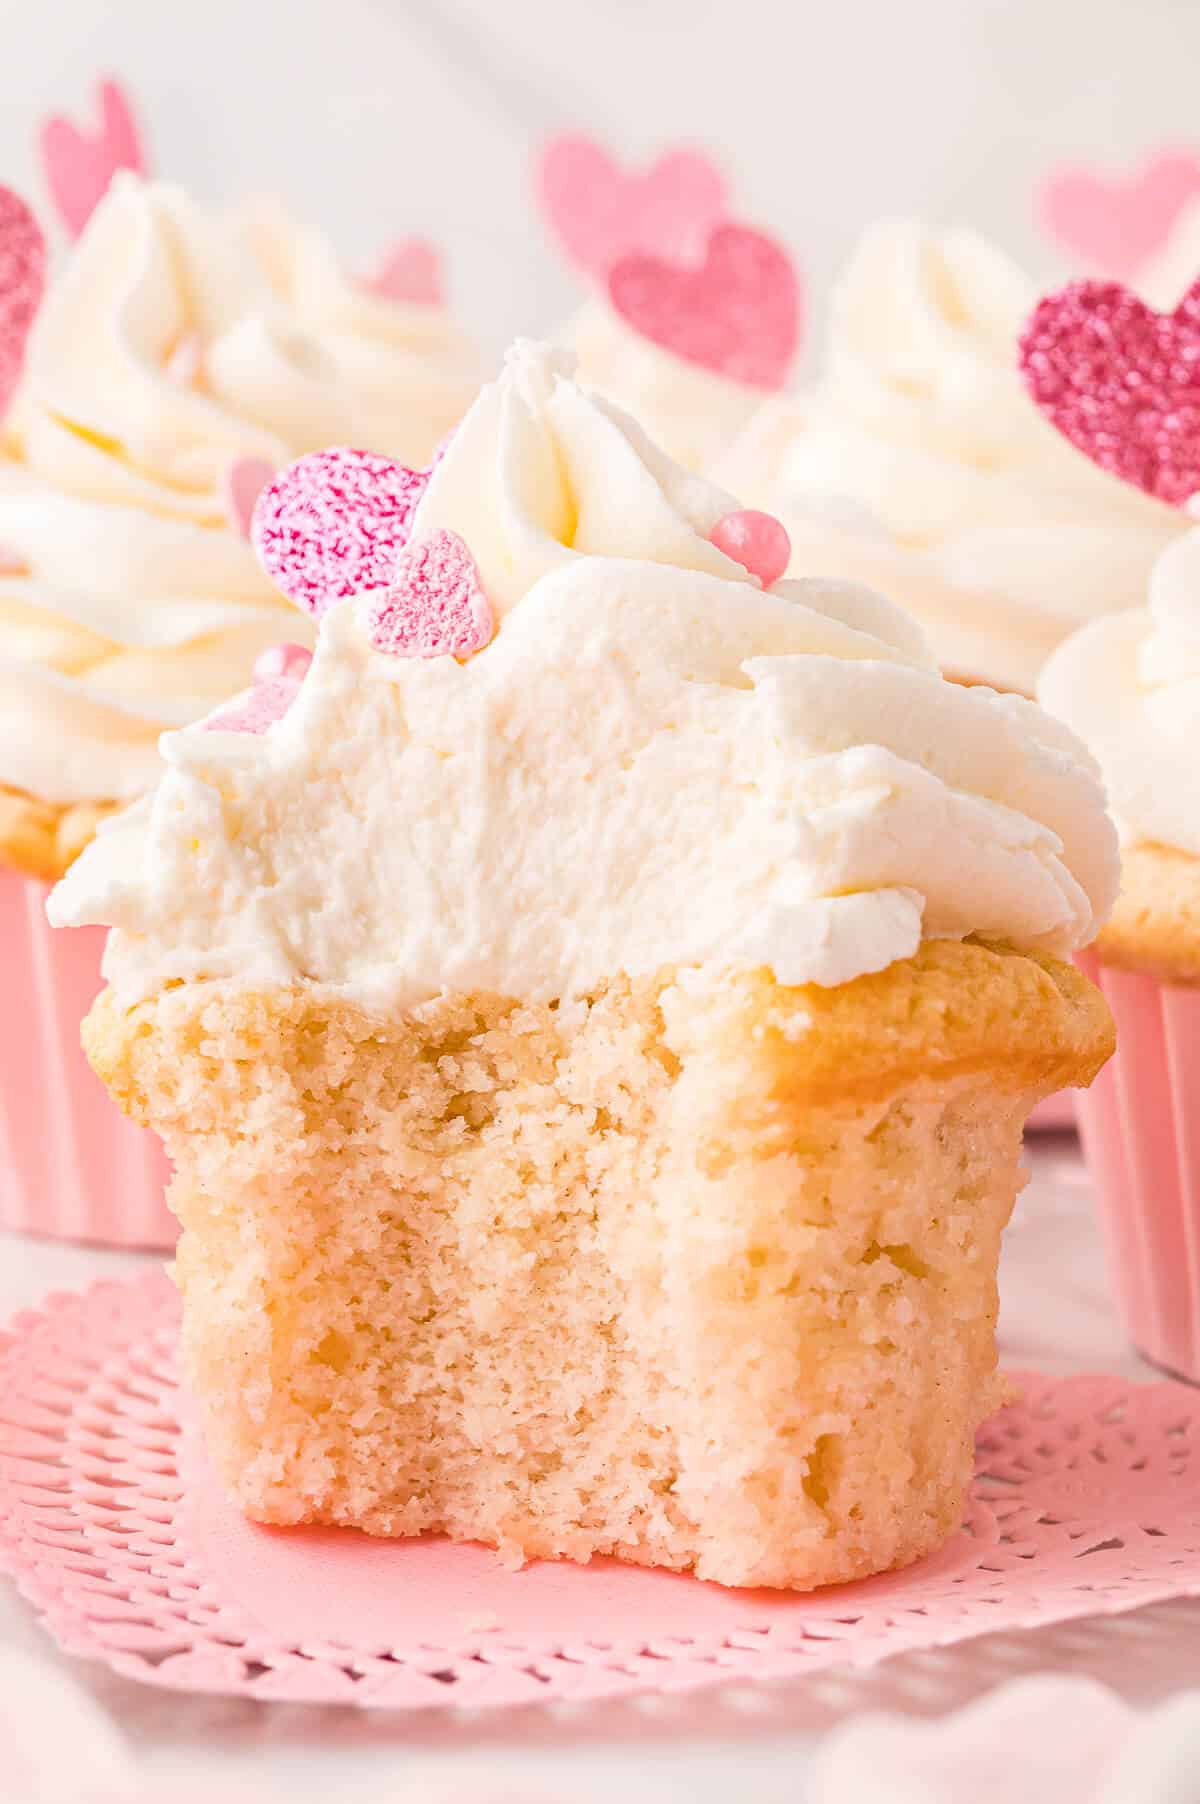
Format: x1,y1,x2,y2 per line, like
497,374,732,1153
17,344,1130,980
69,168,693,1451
4,0,1200,362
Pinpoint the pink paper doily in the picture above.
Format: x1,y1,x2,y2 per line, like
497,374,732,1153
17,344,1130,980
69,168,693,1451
1,1271,1198,1712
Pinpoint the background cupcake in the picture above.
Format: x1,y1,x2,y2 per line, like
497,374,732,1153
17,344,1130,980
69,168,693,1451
0,130,481,1246
716,220,1181,694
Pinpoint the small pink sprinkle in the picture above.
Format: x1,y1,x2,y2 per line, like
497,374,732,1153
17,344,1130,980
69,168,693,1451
367,528,493,660
360,238,443,306
0,543,26,575
252,446,434,618
39,78,148,240
252,641,313,683
203,676,302,736
709,509,791,588
0,186,47,420
164,330,202,386
1020,278,1200,505
222,456,275,540
607,222,801,390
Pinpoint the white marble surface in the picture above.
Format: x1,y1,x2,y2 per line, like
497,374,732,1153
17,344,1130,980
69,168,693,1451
4,1138,1199,1802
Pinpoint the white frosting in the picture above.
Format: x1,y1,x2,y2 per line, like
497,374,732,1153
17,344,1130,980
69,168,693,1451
568,299,764,473
716,221,1181,693
0,176,480,805
1039,527,1200,856
51,342,1118,1006
1139,198,1200,309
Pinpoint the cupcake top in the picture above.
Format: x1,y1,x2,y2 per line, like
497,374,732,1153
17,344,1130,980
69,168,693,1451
51,340,1118,1007
0,175,480,817
1039,528,1200,858
717,220,1181,692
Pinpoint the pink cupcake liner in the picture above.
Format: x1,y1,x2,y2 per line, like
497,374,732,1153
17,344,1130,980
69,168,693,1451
1075,950,1200,1382
0,867,174,1248
1026,1090,1078,1132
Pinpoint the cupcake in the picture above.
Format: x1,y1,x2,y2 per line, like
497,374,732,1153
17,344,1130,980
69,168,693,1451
716,221,1181,694
52,342,1115,1588
0,174,480,1246
1041,529,1200,1379
536,134,800,472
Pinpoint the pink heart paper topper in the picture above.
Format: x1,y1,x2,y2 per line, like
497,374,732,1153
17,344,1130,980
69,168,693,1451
366,528,494,659
607,223,800,391
1020,277,1200,506
252,446,435,617
1038,149,1200,281
360,238,443,306
39,78,148,240
0,187,47,420
537,133,728,279
221,456,275,540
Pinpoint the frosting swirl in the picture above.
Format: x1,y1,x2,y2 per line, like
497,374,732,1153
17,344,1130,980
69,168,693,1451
716,221,1181,693
568,298,763,473
51,341,1117,1005
0,176,480,807
1039,527,1200,856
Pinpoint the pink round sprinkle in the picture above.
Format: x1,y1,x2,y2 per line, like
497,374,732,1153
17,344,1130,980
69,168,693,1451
252,447,432,617
252,641,313,683
709,509,791,588
1020,278,1200,506
367,528,493,660
360,238,443,306
203,676,303,736
0,186,47,420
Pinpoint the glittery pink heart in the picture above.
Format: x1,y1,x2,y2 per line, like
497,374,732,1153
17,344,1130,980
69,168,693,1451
1020,278,1200,506
360,238,443,305
39,78,147,240
222,457,274,540
367,529,493,660
709,509,791,588
1038,150,1200,280
607,223,800,390
203,675,303,736
0,187,47,420
537,134,727,278
252,447,433,617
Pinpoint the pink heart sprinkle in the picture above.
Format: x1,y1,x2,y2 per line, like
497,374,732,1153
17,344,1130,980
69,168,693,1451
39,78,148,240
252,641,313,683
537,134,728,279
0,187,47,420
607,223,800,391
367,529,493,660
1038,149,1200,281
203,675,304,736
222,456,275,541
1020,277,1200,506
360,238,443,306
252,447,433,617
709,509,791,588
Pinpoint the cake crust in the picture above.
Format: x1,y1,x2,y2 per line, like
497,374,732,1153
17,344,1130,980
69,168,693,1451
1092,843,1200,984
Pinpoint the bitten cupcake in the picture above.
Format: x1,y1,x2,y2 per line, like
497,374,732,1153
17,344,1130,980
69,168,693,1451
0,173,479,1247
53,342,1115,1589
536,134,801,472
716,221,1181,693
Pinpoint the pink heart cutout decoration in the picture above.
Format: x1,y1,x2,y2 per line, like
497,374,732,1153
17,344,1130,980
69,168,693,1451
607,223,800,391
360,238,443,306
0,187,47,420
537,134,727,278
1020,277,1200,506
366,528,493,660
1038,149,1200,281
252,446,435,617
222,456,275,540
40,78,148,240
